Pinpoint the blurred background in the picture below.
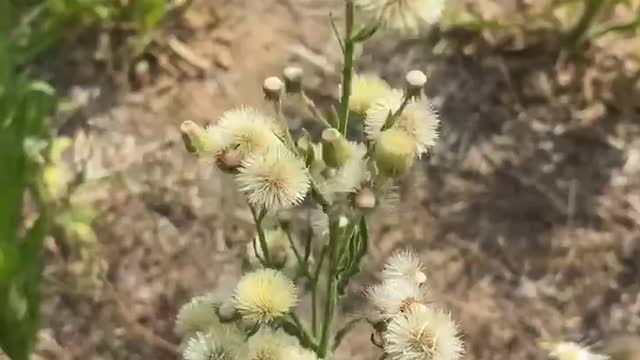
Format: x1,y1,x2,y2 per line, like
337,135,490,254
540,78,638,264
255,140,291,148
1,0,640,359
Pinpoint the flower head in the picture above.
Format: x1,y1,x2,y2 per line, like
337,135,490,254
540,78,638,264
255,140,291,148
285,346,320,360
374,128,416,178
176,292,224,337
366,90,439,158
183,331,243,360
217,107,283,161
367,277,427,318
233,269,297,323
354,0,445,35
349,74,392,114
365,89,404,139
542,341,609,360
246,328,298,360
326,142,369,194
236,147,310,210
395,98,439,158
383,249,427,284
385,307,463,360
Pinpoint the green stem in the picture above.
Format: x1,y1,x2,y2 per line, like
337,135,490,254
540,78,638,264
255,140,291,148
301,92,331,128
338,1,355,135
318,218,340,357
250,206,271,267
274,99,297,151
290,312,317,350
381,94,411,131
564,0,607,47
312,245,328,337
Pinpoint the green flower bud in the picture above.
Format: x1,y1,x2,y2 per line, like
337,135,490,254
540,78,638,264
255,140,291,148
321,128,353,168
374,128,415,178
180,120,220,155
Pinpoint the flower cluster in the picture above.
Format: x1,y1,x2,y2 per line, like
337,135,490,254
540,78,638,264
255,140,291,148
367,251,463,360
541,341,609,360
176,1,451,359
176,269,306,360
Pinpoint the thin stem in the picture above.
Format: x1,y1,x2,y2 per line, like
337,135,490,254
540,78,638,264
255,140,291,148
285,231,313,280
250,205,271,267
273,99,297,151
329,12,345,54
312,245,328,337
381,94,411,131
309,176,330,211
290,312,318,350
301,92,331,128
338,1,355,135
564,0,607,47
318,217,340,357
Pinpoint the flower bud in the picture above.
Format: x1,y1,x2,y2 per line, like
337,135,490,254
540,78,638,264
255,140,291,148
296,133,315,167
374,128,415,178
216,148,243,172
405,70,427,98
283,66,303,93
354,186,376,209
263,76,284,101
218,300,237,322
270,242,289,269
277,210,293,229
321,128,352,168
180,121,208,154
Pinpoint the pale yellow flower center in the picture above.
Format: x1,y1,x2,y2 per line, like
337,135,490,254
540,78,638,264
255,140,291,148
408,325,437,358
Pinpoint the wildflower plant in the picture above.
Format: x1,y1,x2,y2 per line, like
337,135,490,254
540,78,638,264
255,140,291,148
177,1,462,359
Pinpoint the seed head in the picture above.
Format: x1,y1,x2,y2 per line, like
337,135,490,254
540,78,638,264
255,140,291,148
349,74,392,114
367,277,427,319
236,147,310,210
385,307,464,360
217,107,283,161
354,0,445,35
383,249,427,284
175,292,224,337
233,269,297,323
542,341,609,360
246,328,298,360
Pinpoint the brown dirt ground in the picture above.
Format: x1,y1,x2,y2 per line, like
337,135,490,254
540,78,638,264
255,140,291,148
32,0,640,359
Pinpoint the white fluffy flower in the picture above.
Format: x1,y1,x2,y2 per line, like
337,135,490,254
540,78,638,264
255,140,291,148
246,328,298,360
176,292,224,337
395,98,439,158
349,74,392,114
233,268,298,323
365,90,439,158
383,250,427,284
285,346,320,360
236,147,310,210
326,142,369,194
365,89,404,140
217,107,283,160
183,331,242,360
385,307,463,360
367,277,427,318
354,0,445,35
543,342,609,360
